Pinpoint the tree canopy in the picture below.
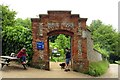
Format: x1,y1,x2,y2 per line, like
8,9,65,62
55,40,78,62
0,5,16,28
15,18,31,29
89,20,120,62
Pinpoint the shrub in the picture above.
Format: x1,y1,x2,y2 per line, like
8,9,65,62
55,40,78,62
2,26,33,64
85,60,109,76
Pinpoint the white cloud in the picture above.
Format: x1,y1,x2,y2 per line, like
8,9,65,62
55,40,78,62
0,0,119,30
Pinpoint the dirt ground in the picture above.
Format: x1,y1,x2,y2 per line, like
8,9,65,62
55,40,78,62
0,62,119,78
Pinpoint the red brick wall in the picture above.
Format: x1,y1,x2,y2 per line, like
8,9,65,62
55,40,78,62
31,11,89,72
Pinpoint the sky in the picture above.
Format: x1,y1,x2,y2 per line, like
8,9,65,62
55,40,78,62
0,0,119,31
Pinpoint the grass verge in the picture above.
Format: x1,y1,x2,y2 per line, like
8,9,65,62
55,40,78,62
85,60,109,76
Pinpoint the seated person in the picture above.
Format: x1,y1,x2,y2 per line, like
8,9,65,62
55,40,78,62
17,48,28,64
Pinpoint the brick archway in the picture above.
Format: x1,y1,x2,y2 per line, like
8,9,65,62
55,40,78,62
47,30,74,70
31,11,89,72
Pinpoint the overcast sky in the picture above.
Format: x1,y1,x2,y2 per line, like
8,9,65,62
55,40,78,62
0,0,119,31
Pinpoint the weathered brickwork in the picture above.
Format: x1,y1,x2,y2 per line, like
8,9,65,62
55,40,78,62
31,11,89,72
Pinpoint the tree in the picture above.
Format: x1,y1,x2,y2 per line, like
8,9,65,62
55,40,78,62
0,5,16,28
118,33,120,57
55,34,71,49
89,20,120,63
0,6,2,27
49,34,71,62
92,24,117,51
15,18,31,29
88,20,102,33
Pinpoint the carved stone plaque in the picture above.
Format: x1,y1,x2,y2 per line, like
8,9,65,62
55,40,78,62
61,22,74,28
47,22,59,29
47,22,74,29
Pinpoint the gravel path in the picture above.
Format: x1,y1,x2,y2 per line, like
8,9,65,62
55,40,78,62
0,62,119,78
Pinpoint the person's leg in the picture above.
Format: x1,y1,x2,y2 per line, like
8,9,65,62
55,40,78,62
21,56,26,62
65,58,71,71
65,59,69,70
67,58,70,69
21,56,27,69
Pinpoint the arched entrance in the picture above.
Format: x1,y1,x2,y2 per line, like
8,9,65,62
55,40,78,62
31,11,89,72
47,30,74,69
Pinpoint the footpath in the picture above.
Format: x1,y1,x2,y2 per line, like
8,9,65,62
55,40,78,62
0,62,119,78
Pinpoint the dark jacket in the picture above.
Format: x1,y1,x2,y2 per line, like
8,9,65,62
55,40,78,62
66,51,71,59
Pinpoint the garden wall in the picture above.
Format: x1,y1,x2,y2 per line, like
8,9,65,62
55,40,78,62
86,29,102,62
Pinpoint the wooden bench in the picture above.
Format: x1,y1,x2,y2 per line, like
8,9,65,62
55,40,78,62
0,56,27,70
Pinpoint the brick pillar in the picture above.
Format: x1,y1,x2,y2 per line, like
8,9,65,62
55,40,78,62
31,18,39,64
43,35,50,70
80,18,89,73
